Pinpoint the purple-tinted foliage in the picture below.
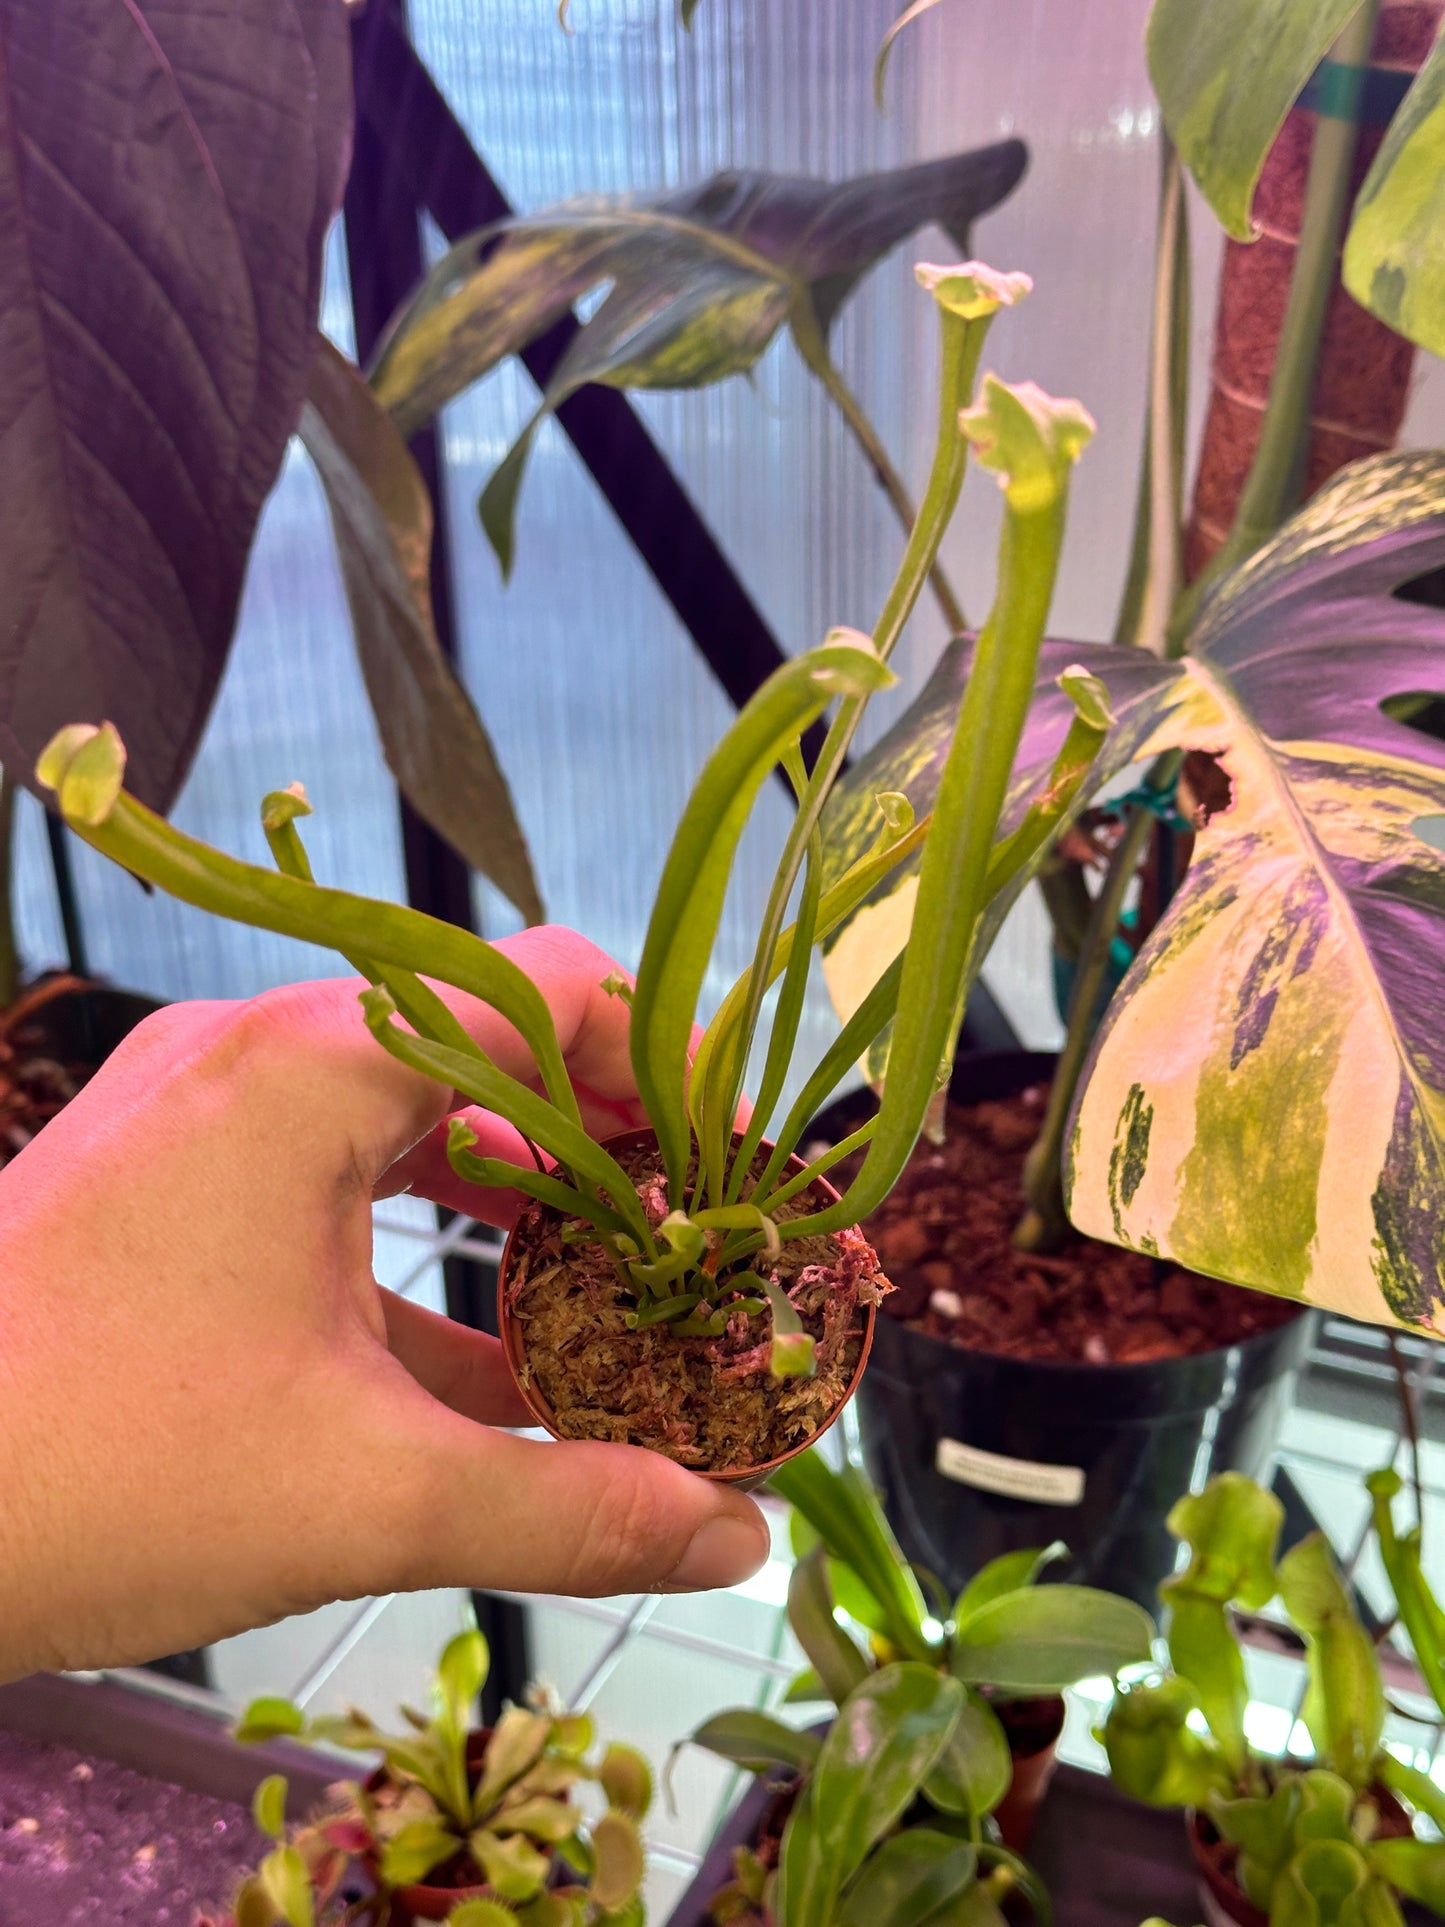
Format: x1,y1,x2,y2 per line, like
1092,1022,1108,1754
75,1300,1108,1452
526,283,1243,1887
0,0,352,812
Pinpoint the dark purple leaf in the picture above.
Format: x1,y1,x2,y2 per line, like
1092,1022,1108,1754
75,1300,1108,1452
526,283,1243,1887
0,0,352,812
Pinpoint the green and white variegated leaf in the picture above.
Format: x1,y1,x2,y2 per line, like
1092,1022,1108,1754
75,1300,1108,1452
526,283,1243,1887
367,146,1025,571
823,450,1445,1333
1067,453,1445,1330
818,637,1173,1058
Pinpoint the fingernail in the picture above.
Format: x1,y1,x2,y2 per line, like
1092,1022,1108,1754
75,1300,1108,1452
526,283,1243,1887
665,1511,770,1592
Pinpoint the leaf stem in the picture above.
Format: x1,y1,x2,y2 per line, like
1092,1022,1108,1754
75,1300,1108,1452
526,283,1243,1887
1166,0,1380,652
792,301,968,635
1016,753,1181,1249
707,300,986,1154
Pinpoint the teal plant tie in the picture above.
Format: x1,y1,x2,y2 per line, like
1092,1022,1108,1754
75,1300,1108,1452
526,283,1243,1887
1104,769,1192,836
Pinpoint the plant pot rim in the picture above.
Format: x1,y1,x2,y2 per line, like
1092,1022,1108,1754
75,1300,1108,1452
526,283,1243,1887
496,1124,877,1489
873,1296,1315,1380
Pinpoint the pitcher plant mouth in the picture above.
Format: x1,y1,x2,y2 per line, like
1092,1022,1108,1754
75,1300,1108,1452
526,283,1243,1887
495,1127,884,1490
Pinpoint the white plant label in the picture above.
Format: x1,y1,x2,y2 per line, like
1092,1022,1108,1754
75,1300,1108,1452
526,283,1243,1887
935,1438,1085,1506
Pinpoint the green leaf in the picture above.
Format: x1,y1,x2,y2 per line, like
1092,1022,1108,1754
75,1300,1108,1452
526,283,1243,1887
1101,1677,1233,1809
436,1629,489,1741
769,1452,935,1661
588,1810,645,1912
474,1708,553,1818
629,634,893,1198
1054,451,1445,1329
1370,1837,1445,1910
950,1545,1066,1626
1272,1837,1378,1927
1277,1534,1384,1788
491,1796,576,1843
1366,1467,1445,1723
787,1544,872,1706
37,733,587,1135
236,1698,306,1746
838,1828,979,1926
1344,31,1445,356
783,1667,830,1705
252,1774,290,1843
597,1744,653,1820
445,1902,522,1927
761,1274,817,1379
473,1830,550,1903
298,338,543,924
1145,0,1361,240
686,1709,822,1776
369,150,1025,439
951,1585,1155,1692
776,1664,965,1927
921,1688,1012,1819
259,1844,316,1927
380,1818,461,1888
1162,1474,1283,1774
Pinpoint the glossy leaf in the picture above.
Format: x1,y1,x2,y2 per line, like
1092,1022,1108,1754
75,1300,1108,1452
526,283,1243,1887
837,1828,978,1927
1145,0,1359,240
776,1665,965,1927
769,1451,935,1662
921,1688,1011,1819
951,1545,1066,1626
1053,452,1445,1331
787,1545,871,1706
1277,1534,1384,1788
370,145,1025,437
951,1585,1154,1692
687,1709,821,1777
1344,29,1445,358
0,0,350,815
298,340,543,924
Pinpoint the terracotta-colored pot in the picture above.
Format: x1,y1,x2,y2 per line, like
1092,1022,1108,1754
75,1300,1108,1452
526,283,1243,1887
1187,1790,1413,1927
363,1729,564,1925
497,1126,878,1492
991,1694,1066,1853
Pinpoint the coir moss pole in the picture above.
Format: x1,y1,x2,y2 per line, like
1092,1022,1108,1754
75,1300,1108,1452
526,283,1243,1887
1184,0,1444,577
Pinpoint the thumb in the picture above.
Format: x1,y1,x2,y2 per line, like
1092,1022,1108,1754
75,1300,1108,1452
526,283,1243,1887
371,1401,772,1599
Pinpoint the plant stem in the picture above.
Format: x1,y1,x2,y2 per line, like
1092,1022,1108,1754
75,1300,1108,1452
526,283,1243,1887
791,301,968,635
1134,142,1189,657
1016,752,1182,1249
1166,0,1380,652
0,776,19,1012
708,301,986,1149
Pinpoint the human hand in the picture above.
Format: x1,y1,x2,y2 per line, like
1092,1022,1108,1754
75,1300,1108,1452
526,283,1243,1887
0,927,770,1683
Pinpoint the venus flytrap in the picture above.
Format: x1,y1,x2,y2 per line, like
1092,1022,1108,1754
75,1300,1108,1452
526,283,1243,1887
39,261,1104,1468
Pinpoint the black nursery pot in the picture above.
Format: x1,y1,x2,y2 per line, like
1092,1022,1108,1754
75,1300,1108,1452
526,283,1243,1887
808,1050,1315,1611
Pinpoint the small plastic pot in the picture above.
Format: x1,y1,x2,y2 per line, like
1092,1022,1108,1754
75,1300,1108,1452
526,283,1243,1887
991,1694,1066,1853
496,1126,878,1491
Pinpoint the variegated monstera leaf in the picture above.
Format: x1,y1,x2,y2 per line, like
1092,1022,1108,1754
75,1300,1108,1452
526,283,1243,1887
822,451,1445,1332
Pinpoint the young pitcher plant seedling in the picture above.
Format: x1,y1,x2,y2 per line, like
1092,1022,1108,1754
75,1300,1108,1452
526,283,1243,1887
39,262,1102,1395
